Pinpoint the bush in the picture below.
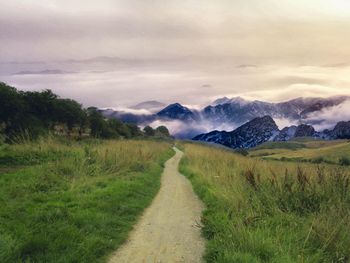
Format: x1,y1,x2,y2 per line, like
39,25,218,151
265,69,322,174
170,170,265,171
235,148,249,156
311,156,325,164
143,126,155,136
339,156,350,166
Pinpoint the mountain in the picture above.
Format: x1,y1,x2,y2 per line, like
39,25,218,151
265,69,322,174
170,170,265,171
325,121,350,139
299,95,349,117
212,97,232,105
193,116,279,148
203,96,349,125
14,69,75,75
130,101,165,112
193,116,350,149
212,96,249,106
274,122,350,141
99,95,350,139
273,126,297,141
294,124,316,137
157,103,198,122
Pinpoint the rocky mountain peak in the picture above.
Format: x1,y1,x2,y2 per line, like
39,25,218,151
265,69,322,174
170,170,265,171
329,121,350,139
193,115,279,149
157,103,196,121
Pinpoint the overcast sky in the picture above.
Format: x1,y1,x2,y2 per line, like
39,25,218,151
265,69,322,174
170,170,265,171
1,0,350,107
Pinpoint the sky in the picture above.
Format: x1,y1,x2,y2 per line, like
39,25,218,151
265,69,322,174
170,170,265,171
1,0,350,107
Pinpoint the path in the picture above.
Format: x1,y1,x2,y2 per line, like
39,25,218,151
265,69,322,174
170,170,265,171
108,147,205,263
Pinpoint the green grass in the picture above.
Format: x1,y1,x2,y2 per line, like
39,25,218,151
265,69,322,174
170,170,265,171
0,137,174,263
252,141,307,151
179,143,350,263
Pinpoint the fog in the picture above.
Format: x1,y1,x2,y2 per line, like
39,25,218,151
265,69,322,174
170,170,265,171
305,100,350,131
2,63,350,108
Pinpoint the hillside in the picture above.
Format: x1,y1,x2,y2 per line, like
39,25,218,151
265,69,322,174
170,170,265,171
250,139,350,165
179,142,350,262
0,138,173,263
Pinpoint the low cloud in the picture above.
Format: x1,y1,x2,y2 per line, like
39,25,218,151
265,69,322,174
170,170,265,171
304,100,350,131
148,118,239,139
274,118,299,130
101,107,152,115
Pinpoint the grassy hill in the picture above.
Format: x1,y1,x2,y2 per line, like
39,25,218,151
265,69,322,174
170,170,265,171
249,138,350,165
0,137,173,263
179,141,350,263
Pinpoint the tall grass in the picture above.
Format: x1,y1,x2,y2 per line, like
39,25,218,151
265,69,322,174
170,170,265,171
251,140,350,166
179,143,350,263
0,138,173,263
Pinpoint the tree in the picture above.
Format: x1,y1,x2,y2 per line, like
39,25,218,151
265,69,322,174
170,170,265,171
88,110,107,138
54,99,87,132
108,119,131,138
155,126,170,137
0,83,24,131
0,82,145,141
23,89,58,128
143,125,155,136
126,123,142,137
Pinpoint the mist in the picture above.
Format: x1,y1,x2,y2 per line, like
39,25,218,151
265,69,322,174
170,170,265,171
304,100,350,131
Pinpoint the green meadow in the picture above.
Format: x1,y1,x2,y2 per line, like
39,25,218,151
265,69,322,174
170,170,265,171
0,137,173,263
1,134,350,263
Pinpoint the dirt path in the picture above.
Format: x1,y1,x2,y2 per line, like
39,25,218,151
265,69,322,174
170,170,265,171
108,147,205,263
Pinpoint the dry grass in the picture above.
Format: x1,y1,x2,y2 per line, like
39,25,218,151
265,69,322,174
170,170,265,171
179,142,350,263
250,140,350,165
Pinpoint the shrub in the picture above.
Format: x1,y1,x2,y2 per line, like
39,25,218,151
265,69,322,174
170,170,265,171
339,156,350,166
235,148,249,156
311,156,324,164
143,126,155,136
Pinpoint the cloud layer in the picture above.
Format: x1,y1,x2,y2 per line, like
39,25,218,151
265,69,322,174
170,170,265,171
305,100,350,131
1,0,350,107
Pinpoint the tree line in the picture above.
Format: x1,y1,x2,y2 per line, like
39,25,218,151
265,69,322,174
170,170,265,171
0,82,170,141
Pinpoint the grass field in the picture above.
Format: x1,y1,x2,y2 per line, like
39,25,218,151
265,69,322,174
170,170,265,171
0,137,173,263
249,139,350,165
179,142,350,263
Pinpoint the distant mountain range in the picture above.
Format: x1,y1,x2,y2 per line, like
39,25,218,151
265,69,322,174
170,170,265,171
13,69,76,75
193,116,350,149
202,96,349,124
130,101,166,112
99,95,350,138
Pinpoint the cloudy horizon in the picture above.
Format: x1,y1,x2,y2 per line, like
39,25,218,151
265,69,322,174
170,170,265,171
1,0,350,107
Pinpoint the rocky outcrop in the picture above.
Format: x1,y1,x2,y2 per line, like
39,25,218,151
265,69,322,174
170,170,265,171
294,124,316,137
193,116,279,149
